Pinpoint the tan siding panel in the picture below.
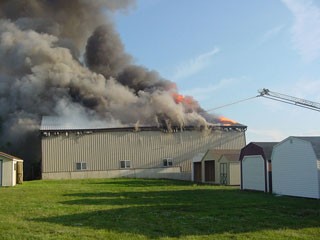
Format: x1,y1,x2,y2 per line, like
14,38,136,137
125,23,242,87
42,130,246,178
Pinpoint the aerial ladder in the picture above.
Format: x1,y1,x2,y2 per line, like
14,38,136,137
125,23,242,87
258,88,320,112
206,88,320,112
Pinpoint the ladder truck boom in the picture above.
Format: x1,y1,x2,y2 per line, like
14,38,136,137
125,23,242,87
258,88,320,112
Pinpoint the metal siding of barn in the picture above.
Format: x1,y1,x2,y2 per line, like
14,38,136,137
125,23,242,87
272,138,320,199
42,129,245,177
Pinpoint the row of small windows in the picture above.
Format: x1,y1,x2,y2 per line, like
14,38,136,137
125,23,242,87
75,158,174,170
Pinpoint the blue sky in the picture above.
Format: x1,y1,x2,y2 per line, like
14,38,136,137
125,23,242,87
113,0,320,143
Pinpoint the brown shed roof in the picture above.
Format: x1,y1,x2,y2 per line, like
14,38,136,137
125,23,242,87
252,142,278,161
239,142,278,162
221,153,241,162
204,149,241,161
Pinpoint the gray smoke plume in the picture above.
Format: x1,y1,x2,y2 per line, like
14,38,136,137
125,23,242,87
0,0,215,178
85,24,132,78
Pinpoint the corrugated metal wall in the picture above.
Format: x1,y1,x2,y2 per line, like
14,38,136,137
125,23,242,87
42,129,245,174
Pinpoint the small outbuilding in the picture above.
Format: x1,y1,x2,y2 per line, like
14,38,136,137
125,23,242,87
239,142,278,192
0,152,23,187
218,152,241,185
192,149,241,185
272,137,320,199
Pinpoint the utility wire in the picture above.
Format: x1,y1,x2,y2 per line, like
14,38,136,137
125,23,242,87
205,95,260,112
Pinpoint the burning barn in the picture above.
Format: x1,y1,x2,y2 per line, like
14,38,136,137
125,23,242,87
41,117,246,180
0,1,246,179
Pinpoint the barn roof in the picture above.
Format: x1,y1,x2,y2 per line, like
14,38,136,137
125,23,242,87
40,116,117,131
293,137,320,160
40,116,247,132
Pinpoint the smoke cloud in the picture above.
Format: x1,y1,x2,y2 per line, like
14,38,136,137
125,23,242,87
0,0,216,178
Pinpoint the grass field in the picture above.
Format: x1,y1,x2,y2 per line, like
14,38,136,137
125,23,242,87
0,178,319,240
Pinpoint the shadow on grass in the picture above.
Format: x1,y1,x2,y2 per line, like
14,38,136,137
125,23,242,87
61,189,236,206
32,186,320,239
89,178,191,187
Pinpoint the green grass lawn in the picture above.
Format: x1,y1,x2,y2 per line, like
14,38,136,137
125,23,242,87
0,178,319,240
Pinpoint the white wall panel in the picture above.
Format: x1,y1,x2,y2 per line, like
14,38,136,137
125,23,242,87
272,138,320,199
242,155,265,191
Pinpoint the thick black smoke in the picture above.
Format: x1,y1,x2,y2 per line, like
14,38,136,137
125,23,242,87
0,0,213,178
85,25,173,93
85,24,131,78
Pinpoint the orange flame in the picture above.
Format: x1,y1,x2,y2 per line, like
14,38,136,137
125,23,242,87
172,93,185,104
170,90,199,111
218,116,237,125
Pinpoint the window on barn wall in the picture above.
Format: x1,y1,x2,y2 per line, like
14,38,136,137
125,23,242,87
76,162,87,170
163,158,173,167
120,160,131,169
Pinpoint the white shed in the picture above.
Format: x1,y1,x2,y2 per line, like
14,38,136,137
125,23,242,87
240,142,278,192
0,152,23,187
272,137,320,199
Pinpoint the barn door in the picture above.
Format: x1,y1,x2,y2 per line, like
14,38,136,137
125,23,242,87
220,163,228,185
0,160,2,186
205,160,215,182
193,162,202,182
